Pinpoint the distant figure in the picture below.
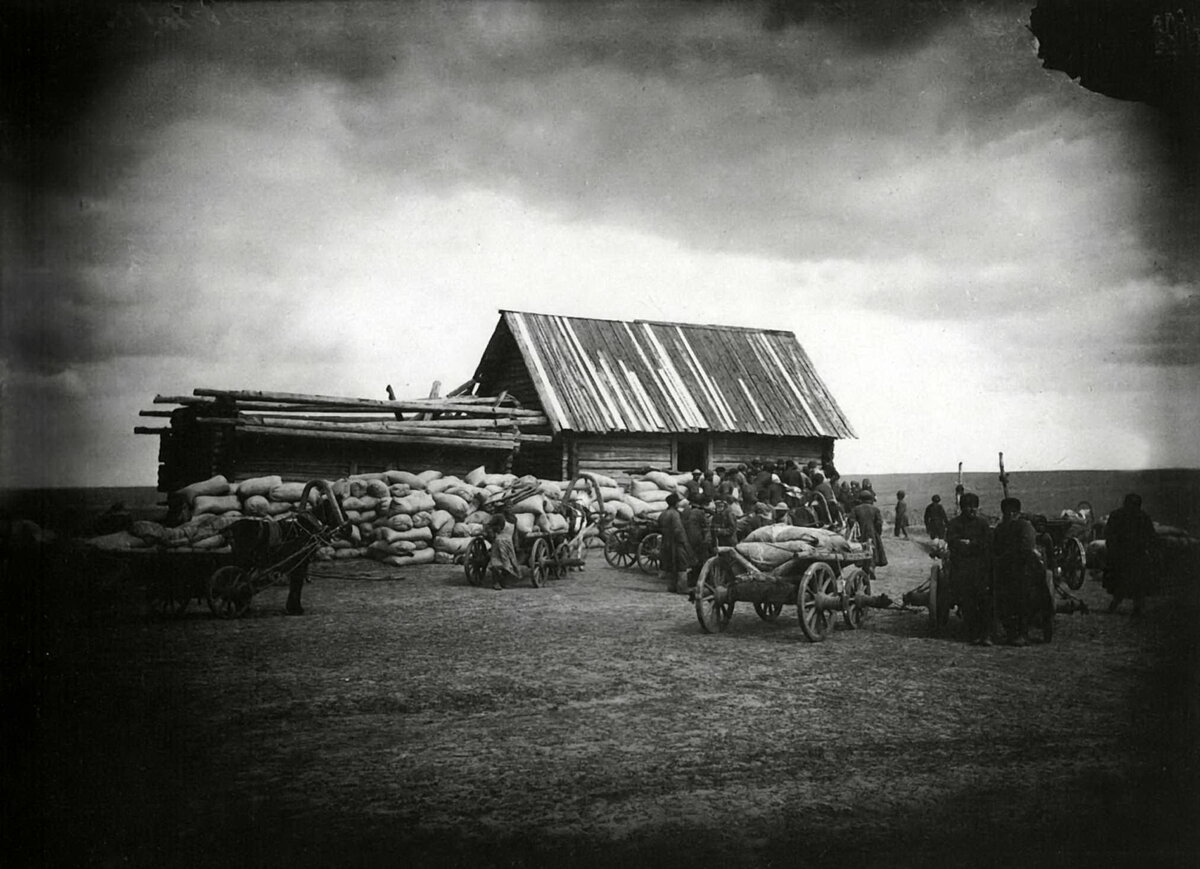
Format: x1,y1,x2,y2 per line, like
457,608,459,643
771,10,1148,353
924,494,948,541
947,492,993,646
1102,493,1157,616
893,491,909,538
850,489,888,567
682,495,713,589
684,470,704,503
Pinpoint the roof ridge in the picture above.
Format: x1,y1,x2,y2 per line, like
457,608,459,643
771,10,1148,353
499,309,794,337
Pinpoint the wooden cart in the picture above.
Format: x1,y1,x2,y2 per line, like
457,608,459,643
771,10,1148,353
463,502,592,588
694,543,890,643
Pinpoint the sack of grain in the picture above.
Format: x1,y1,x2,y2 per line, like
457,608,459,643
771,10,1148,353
383,513,413,532
536,513,569,534
349,471,388,482
331,547,367,560
376,526,433,544
364,479,390,500
464,510,492,525
425,476,461,495
629,479,659,497
583,472,618,488
236,475,283,499
639,489,671,504
735,539,814,567
410,511,432,528
175,475,230,506
341,495,381,513
130,520,168,545
452,522,485,538
515,513,535,534
623,494,654,516
415,469,443,486
612,502,634,521
464,465,487,487
510,495,545,516
599,486,624,502
445,484,487,504
483,473,517,487
192,533,229,551
392,492,436,514
645,471,678,492
428,509,455,537
537,480,564,500
388,483,412,499
434,536,473,555
269,482,308,503
432,492,470,520
744,524,819,545
385,470,425,489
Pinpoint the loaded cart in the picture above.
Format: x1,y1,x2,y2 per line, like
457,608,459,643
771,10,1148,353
693,526,892,642
207,480,349,618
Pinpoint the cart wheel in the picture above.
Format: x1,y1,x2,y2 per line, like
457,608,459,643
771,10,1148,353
464,538,490,587
207,566,252,619
753,601,784,622
1058,537,1087,591
603,529,634,569
841,566,871,629
695,556,734,633
797,562,838,642
637,533,661,575
530,537,550,588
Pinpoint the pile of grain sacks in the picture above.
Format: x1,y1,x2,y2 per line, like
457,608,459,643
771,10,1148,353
125,468,610,565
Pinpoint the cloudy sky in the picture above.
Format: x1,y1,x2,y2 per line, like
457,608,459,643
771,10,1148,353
2,0,1198,487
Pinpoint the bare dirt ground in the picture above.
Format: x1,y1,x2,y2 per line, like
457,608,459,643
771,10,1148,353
4,534,1198,868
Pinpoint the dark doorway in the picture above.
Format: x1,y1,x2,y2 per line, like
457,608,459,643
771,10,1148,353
676,439,707,473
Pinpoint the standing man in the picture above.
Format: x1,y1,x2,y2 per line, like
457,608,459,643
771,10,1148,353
850,489,888,568
992,497,1039,646
924,494,948,541
700,470,718,503
1102,493,1157,616
947,492,993,646
684,470,704,503
658,493,694,595
682,494,713,591
894,490,910,538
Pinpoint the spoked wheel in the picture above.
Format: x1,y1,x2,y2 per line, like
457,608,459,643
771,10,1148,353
207,566,252,619
603,529,635,569
797,561,839,642
464,538,490,587
752,601,784,622
695,556,735,633
841,566,871,629
637,533,661,575
530,537,550,588
1058,537,1087,591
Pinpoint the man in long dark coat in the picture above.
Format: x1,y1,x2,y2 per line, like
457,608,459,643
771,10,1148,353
682,495,713,590
992,497,1039,645
1102,493,1157,616
924,494,948,541
947,492,993,645
658,493,694,595
850,489,888,567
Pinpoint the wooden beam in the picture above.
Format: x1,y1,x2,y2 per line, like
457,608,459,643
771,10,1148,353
134,426,169,435
200,416,552,443
153,395,214,405
239,424,518,450
193,388,542,417
139,410,175,417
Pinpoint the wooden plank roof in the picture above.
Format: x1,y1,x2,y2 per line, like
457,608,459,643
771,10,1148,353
474,311,856,438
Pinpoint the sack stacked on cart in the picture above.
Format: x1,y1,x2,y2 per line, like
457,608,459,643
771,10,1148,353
129,513,240,553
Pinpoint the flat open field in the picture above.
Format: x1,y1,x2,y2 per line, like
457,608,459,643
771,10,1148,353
4,534,1198,868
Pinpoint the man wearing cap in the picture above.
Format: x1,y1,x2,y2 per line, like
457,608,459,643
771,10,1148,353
684,470,704,503
682,494,714,590
992,497,1039,646
850,488,888,567
924,494,948,541
658,493,694,594
700,470,718,502
946,492,993,645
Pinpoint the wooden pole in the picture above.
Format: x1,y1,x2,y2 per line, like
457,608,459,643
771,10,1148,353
192,388,543,417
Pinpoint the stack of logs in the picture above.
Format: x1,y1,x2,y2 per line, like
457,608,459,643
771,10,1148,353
135,386,551,494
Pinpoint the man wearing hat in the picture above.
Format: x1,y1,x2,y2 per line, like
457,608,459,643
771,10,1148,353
946,492,993,646
924,494,948,541
658,493,695,594
684,469,704,503
992,497,1039,646
850,488,888,567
